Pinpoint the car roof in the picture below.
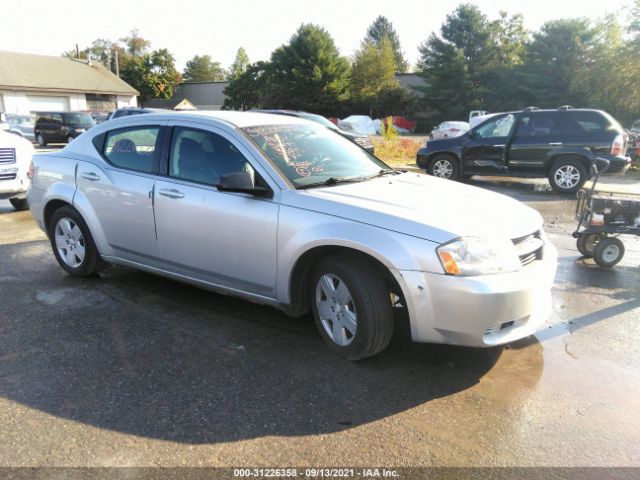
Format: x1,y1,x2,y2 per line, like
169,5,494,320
124,110,311,128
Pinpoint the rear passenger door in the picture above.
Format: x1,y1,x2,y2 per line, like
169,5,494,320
76,124,166,267
508,113,564,171
153,123,279,297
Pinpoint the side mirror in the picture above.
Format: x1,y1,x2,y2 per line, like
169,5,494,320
218,171,273,198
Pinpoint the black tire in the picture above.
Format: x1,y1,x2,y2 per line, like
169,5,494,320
310,255,394,361
576,233,603,258
548,158,587,193
427,154,460,180
48,206,104,277
36,133,47,147
67,135,74,144
593,237,625,268
9,198,29,211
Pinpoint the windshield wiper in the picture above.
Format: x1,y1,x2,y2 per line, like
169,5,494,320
297,176,369,189
367,169,397,179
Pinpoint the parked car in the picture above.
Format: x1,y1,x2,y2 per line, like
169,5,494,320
417,107,632,193
0,130,34,210
109,107,162,120
469,110,488,124
89,111,111,125
429,121,470,140
34,111,95,146
4,114,35,142
253,109,375,154
28,111,557,360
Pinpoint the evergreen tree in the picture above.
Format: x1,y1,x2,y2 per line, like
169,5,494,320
228,47,251,80
365,16,409,72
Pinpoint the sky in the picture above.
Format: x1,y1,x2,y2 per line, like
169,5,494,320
1,0,632,72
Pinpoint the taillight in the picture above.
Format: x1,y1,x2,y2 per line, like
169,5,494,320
611,134,623,156
28,160,34,179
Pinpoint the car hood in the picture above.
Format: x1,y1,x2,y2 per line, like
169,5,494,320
284,173,543,244
425,136,464,149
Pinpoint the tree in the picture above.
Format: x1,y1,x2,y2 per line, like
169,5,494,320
351,38,400,115
364,16,408,72
183,55,226,82
121,49,182,103
120,29,151,57
416,4,497,119
228,47,251,80
223,61,272,110
489,12,528,67
268,24,350,116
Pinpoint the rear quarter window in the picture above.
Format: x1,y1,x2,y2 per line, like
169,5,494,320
562,111,613,135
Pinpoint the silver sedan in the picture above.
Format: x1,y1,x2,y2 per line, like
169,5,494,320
28,111,557,360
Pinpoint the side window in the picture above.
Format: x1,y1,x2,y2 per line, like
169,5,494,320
516,114,562,137
52,114,63,125
475,114,515,139
169,127,252,186
103,126,160,173
563,111,609,134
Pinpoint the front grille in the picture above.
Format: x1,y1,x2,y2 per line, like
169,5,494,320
0,173,17,181
512,231,544,267
0,148,16,164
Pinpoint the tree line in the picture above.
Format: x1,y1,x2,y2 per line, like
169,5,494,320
65,1,640,128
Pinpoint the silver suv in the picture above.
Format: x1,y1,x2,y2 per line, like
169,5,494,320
28,111,557,360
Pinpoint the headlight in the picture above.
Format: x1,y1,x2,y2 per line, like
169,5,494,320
437,237,520,276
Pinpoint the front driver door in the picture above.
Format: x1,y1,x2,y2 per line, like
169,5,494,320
461,114,516,174
153,123,279,298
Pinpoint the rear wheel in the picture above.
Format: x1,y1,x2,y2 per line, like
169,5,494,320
593,237,624,268
576,233,603,258
48,206,103,277
427,154,459,180
548,158,587,193
9,198,29,211
36,133,47,147
310,255,394,360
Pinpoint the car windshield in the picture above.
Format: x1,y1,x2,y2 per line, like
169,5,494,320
242,123,391,188
64,113,95,127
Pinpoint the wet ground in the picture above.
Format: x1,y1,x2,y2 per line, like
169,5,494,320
0,180,639,467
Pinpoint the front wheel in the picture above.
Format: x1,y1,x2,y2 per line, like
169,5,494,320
9,198,29,211
427,154,459,180
548,158,587,193
310,255,394,360
48,206,103,277
36,133,47,147
67,135,74,144
593,237,625,268
576,233,603,258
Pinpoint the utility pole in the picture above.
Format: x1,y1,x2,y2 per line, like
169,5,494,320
114,50,119,77
75,44,80,59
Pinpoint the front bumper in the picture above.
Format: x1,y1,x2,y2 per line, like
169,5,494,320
0,167,29,200
396,240,558,347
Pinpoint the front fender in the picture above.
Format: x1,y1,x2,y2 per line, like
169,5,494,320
276,205,441,303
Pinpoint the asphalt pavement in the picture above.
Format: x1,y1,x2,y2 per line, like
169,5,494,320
0,179,638,468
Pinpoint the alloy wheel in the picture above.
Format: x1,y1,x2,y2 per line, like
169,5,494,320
315,274,357,346
554,165,581,189
432,159,454,178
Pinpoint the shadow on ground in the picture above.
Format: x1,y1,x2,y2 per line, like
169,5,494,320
0,239,530,444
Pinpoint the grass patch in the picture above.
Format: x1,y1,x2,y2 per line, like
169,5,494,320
372,136,425,167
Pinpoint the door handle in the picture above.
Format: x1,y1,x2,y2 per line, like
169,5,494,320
492,144,506,148
79,172,100,181
548,142,563,146
158,188,184,199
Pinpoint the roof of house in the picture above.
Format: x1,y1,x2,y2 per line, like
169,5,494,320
0,51,138,95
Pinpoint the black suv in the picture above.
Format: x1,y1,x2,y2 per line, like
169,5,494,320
417,108,631,193
253,110,375,154
34,111,95,146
